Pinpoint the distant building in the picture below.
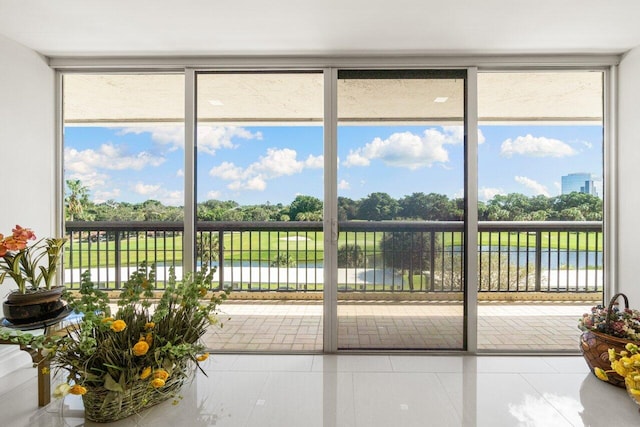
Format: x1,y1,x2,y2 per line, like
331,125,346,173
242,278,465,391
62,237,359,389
561,173,597,196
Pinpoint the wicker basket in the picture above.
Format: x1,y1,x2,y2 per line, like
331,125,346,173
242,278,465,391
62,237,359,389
580,293,639,388
82,360,192,423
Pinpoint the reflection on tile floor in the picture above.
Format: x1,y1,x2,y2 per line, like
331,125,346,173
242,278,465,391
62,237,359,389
203,302,592,351
2,355,639,427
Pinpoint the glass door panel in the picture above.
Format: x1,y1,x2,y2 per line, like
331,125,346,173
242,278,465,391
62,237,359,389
336,70,466,350
477,71,604,351
195,71,324,352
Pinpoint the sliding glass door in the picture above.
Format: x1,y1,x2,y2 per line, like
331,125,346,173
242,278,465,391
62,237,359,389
336,70,467,350
195,71,325,351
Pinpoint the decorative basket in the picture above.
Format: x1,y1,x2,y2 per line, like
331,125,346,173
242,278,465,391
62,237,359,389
580,293,639,388
82,359,193,423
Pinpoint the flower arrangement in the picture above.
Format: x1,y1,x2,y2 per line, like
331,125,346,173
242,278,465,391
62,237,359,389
594,343,640,407
0,225,66,294
578,302,640,341
48,263,227,422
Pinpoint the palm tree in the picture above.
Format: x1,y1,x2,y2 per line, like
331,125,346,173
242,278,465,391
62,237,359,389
65,179,90,221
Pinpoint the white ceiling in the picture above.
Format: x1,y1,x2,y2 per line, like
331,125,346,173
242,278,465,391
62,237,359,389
0,0,639,57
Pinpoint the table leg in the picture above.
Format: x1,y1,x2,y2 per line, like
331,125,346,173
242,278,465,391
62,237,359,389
37,358,51,406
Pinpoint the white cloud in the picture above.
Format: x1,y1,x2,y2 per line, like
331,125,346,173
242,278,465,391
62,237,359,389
209,161,244,181
250,148,304,176
209,147,321,192
66,171,109,190
304,154,324,169
207,190,222,200
343,130,450,169
132,182,183,206
338,179,351,190
515,176,549,196
176,169,184,177
65,143,165,174
441,126,486,144
133,182,161,195
501,134,577,158
93,189,121,204
120,125,262,156
479,187,505,201
198,126,262,156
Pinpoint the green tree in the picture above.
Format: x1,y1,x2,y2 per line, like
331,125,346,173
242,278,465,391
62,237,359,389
270,253,296,267
380,231,434,290
400,192,457,220
196,232,220,267
338,197,359,221
357,192,399,221
289,195,323,221
337,244,366,268
65,179,91,221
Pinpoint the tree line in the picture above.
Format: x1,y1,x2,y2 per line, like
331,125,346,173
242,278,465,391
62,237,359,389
66,180,602,223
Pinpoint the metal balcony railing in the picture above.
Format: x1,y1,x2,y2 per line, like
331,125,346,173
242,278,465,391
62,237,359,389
64,221,603,293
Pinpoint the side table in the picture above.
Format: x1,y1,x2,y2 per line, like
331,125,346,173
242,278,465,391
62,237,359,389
0,307,77,406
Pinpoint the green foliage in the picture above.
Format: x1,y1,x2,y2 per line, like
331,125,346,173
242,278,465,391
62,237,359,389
270,253,297,267
0,236,67,293
357,192,399,221
51,262,228,398
65,178,602,224
337,244,366,268
289,195,323,221
379,231,435,290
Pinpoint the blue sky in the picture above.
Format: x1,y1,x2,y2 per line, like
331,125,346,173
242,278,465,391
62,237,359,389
64,124,603,206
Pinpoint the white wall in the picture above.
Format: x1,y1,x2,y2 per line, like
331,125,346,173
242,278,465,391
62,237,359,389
0,34,55,376
617,46,640,304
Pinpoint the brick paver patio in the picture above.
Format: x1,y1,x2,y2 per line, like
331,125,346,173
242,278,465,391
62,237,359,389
203,301,592,352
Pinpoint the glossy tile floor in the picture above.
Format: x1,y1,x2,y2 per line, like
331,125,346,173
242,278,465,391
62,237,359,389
2,354,639,426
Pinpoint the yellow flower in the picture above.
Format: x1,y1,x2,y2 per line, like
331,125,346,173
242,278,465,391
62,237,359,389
140,366,152,380
626,343,639,353
53,383,71,398
150,378,165,388
199,287,207,297
153,369,170,381
101,317,114,323
594,367,609,382
145,332,153,345
631,388,640,396
145,322,155,330
69,384,87,395
133,341,150,356
41,367,50,375
196,353,209,362
110,319,127,332
613,360,629,377
608,348,617,362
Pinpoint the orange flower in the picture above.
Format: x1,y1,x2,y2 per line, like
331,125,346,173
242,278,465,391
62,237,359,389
110,319,127,332
153,369,169,380
145,332,153,345
3,237,26,251
12,225,36,242
144,322,155,330
69,384,87,395
140,366,152,380
150,378,165,388
196,353,209,362
132,341,150,356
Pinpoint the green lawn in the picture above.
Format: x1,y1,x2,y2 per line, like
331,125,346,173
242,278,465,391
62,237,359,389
65,229,602,269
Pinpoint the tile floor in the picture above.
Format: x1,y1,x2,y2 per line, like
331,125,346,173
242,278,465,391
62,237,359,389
1,354,639,426
204,302,592,351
